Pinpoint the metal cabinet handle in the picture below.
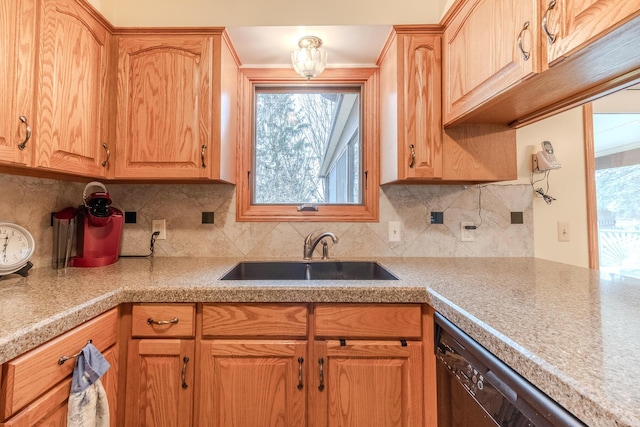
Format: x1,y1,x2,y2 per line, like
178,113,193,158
318,357,325,391
297,357,304,390
201,144,207,168
58,339,92,365
517,21,531,61
408,144,415,168
101,143,110,167
542,0,557,44
18,116,31,150
181,356,189,389
146,317,179,325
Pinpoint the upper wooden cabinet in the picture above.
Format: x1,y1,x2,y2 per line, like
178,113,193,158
115,32,238,181
545,0,640,64
442,0,640,126
34,0,112,177
443,0,539,125
379,28,443,184
380,27,517,183
0,0,37,167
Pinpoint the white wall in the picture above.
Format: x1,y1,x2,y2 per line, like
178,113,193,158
516,108,590,268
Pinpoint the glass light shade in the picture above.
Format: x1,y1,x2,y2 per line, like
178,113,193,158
291,36,327,79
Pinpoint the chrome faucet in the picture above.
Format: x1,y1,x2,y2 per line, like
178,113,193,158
303,231,338,260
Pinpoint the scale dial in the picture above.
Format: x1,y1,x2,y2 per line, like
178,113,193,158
0,223,35,275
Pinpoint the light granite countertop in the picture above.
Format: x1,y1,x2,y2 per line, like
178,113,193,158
1,257,639,427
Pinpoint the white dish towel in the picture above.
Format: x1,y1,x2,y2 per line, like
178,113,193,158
67,343,110,427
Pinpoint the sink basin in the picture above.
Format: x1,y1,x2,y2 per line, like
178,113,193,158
221,261,398,281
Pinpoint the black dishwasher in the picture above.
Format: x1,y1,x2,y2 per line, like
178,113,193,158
435,313,586,427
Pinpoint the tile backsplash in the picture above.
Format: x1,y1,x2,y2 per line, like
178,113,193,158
0,174,533,268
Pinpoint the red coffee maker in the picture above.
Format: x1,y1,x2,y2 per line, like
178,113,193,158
69,182,124,267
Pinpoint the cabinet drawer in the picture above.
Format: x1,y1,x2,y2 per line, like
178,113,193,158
0,308,118,420
1,345,118,426
202,304,307,337
314,304,422,339
131,304,195,338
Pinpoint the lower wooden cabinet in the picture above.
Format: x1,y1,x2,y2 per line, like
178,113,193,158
124,339,194,427
199,340,307,426
0,346,118,427
311,340,423,427
124,304,196,427
6,303,431,426
0,308,119,427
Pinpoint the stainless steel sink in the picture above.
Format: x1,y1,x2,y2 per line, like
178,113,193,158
220,261,398,281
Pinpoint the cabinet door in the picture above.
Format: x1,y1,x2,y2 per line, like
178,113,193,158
379,32,442,183
125,339,194,427
311,340,423,427
199,340,307,427
545,0,640,63
0,0,36,166
35,0,111,177
1,345,118,427
116,35,213,179
400,34,442,180
443,0,538,124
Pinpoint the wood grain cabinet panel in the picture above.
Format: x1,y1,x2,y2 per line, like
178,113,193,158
314,304,422,339
546,0,640,64
198,340,307,427
202,304,308,338
115,35,214,179
124,339,194,427
0,0,37,167
0,345,118,427
0,308,118,420
131,304,195,338
379,28,443,183
34,0,111,177
443,0,539,125
311,340,423,427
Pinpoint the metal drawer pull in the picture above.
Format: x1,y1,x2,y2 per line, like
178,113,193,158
517,21,531,61
201,144,207,168
18,116,31,150
408,144,416,168
101,143,110,167
542,0,557,44
146,317,179,325
297,357,304,390
318,357,325,391
181,356,189,389
58,339,92,365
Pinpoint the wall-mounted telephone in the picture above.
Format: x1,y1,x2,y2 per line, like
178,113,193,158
533,140,561,172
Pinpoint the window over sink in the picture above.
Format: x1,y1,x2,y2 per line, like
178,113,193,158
236,69,379,222
254,87,361,205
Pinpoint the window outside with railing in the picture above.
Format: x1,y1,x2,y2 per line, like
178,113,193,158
594,113,640,279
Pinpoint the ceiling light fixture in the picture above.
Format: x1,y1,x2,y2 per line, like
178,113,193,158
291,35,327,79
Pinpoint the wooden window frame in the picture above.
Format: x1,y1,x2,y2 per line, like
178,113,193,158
236,68,379,222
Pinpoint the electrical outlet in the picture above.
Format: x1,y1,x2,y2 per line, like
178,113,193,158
461,222,475,242
152,219,166,240
388,221,401,242
558,221,570,242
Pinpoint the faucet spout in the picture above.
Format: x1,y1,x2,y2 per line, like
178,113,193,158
303,231,338,260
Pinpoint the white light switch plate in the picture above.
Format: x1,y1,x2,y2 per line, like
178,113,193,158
388,221,401,242
558,221,570,242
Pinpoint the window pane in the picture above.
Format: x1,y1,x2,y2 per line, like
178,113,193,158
594,113,640,279
253,89,361,205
